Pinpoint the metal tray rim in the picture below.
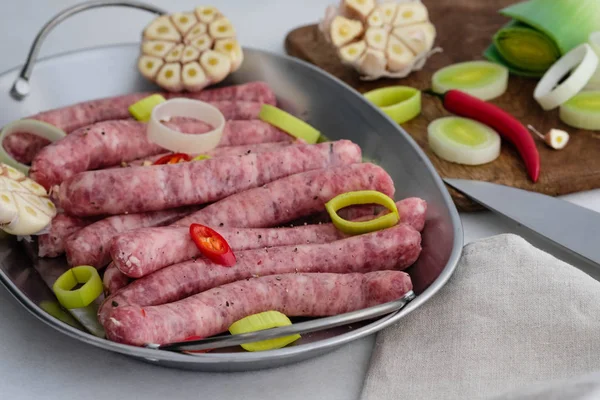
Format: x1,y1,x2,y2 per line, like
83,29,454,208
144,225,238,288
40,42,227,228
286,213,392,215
0,43,463,366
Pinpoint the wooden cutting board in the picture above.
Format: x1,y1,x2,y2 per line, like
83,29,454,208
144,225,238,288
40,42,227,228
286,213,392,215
285,0,600,211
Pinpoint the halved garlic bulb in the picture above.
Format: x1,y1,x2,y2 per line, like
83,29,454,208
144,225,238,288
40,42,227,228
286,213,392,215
139,6,243,92
320,0,439,80
0,163,56,236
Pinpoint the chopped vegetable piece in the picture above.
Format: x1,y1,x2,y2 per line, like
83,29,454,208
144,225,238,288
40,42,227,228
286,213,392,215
426,89,540,182
428,117,501,165
432,61,508,101
487,21,560,77
484,0,600,76
259,105,320,144
228,311,301,352
147,98,224,153
527,125,569,150
191,154,211,161
153,153,191,165
325,190,399,235
0,163,56,235
189,223,236,266
559,91,600,130
0,120,66,174
39,300,80,327
534,44,599,110
363,86,421,124
52,265,103,309
128,94,166,122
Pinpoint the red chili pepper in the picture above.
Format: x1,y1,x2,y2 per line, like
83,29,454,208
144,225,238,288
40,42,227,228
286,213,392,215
153,153,191,165
189,223,236,266
426,89,540,183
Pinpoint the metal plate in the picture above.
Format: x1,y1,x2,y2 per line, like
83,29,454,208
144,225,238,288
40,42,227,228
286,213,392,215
0,45,463,371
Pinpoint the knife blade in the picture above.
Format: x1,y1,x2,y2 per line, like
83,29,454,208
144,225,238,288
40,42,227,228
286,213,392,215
445,179,600,266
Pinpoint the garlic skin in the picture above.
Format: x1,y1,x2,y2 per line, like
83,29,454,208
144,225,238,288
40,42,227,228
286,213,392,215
138,6,243,92
320,0,440,80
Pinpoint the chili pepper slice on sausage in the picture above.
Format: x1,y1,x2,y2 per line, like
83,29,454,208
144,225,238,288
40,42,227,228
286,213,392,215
189,223,236,266
153,153,191,165
426,89,540,183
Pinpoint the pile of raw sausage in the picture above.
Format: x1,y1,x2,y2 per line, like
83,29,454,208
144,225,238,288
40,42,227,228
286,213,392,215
21,81,426,347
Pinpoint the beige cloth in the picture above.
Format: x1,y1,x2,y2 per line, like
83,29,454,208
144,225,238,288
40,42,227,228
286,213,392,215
361,234,600,400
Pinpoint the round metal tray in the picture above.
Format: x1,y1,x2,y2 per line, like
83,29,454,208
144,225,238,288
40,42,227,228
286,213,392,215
0,5,462,370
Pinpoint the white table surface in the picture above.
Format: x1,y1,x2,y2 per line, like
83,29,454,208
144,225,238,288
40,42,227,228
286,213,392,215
1,1,599,399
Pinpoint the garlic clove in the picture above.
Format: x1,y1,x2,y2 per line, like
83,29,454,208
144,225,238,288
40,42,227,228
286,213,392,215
209,17,236,40
1,164,25,181
184,22,208,43
377,2,398,26
547,129,570,150
339,40,367,64
20,178,47,197
393,2,429,26
330,16,363,47
200,50,232,83
164,44,185,62
386,35,416,72
342,0,376,21
143,16,181,42
182,62,210,92
195,6,220,24
170,12,198,35
365,27,389,51
214,38,244,72
142,40,176,58
393,22,436,54
156,63,183,92
0,191,18,225
357,48,387,77
138,56,164,80
189,33,213,53
181,45,201,63
367,8,384,28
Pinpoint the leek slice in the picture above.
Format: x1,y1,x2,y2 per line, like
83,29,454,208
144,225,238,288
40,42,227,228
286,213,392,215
363,86,421,124
432,61,508,100
259,105,320,144
559,91,600,130
485,0,600,76
428,117,501,166
229,311,300,352
585,32,600,90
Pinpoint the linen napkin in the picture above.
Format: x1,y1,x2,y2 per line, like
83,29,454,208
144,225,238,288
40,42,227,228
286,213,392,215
361,234,600,400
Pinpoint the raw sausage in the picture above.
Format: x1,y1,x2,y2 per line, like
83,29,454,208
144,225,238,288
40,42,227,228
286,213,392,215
173,162,394,228
105,223,345,293
103,270,413,345
110,197,425,278
30,119,212,189
37,214,94,258
4,82,276,164
64,207,195,268
103,262,131,294
99,224,420,324
57,141,362,217
126,141,294,167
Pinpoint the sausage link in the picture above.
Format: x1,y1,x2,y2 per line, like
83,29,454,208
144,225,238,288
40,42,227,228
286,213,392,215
58,141,361,217
37,214,94,258
64,207,196,268
103,271,413,345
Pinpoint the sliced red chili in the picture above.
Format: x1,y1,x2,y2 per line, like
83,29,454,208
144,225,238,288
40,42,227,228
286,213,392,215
153,153,191,165
189,223,236,267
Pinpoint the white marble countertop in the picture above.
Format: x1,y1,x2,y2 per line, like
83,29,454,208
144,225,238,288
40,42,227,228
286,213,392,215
1,1,599,399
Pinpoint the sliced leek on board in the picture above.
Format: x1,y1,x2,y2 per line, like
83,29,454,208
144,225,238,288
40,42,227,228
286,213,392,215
432,61,508,100
428,117,501,166
560,91,600,131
